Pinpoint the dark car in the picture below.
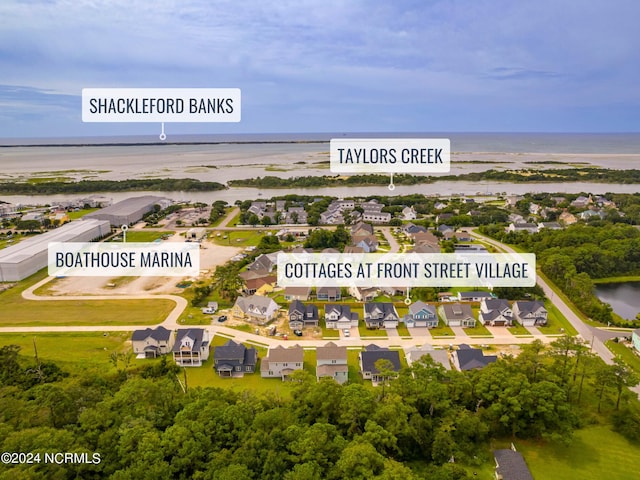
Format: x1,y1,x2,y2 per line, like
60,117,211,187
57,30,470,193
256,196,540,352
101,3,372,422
217,315,227,322
293,330,303,337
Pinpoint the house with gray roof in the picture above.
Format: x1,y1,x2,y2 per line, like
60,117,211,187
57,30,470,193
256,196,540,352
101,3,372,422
172,329,210,367
364,302,400,329
438,303,476,327
404,301,438,328
493,448,534,480
316,342,348,384
405,344,451,370
453,344,497,371
458,291,494,302
513,300,548,326
325,304,359,329
132,326,174,358
232,295,279,325
260,345,304,380
359,345,402,384
213,340,258,377
479,298,513,326
288,300,319,330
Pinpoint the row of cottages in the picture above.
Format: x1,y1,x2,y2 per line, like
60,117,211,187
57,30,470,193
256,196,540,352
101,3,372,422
232,295,280,325
132,327,211,367
478,299,548,327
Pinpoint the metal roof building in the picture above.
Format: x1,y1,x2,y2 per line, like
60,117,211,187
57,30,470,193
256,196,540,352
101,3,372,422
0,219,111,281
84,195,171,226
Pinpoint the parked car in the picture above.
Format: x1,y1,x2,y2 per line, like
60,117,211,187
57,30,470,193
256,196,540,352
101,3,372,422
343,329,350,337
293,330,303,337
217,315,227,322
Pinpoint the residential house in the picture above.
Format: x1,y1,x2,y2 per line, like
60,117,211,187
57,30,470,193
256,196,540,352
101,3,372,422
132,326,174,358
437,224,454,235
351,221,374,236
246,253,276,273
479,298,513,326
284,286,311,301
508,213,526,224
454,244,488,253
438,303,476,327
402,223,427,236
411,243,440,253
453,344,497,371
444,231,472,242
504,195,524,207
286,206,307,224
413,231,440,247
458,291,494,302
559,210,578,225
362,211,391,224
570,195,591,208
232,295,279,324
434,201,447,210
381,286,408,297
172,329,210,367
316,341,348,384
436,213,453,223
242,274,276,296
364,302,400,329
529,203,541,215
405,344,451,370
359,345,402,383
349,286,378,302
324,304,359,329
213,340,258,376
579,209,605,220
538,222,562,230
493,448,534,480
316,286,341,301
404,301,438,328
260,345,304,379
402,206,417,220
288,300,319,330
344,245,365,254
507,222,538,233
352,234,378,252
512,300,548,326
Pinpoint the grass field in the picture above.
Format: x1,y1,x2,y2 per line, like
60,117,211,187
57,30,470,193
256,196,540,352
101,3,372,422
463,323,493,337
514,425,640,480
210,229,270,246
508,321,532,336
538,300,578,336
429,322,455,337
396,324,411,336
606,339,640,375
0,270,175,326
116,230,175,242
0,331,131,371
0,233,26,250
358,325,388,337
67,208,99,220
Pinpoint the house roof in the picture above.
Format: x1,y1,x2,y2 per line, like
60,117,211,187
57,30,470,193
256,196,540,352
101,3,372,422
440,303,474,321
284,286,311,296
316,341,347,362
351,221,374,235
361,348,402,374
344,245,365,254
172,329,206,353
459,291,493,300
317,364,349,378
288,300,318,319
214,340,257,366
235,295,278,315
493,450,534,480
317,286,340,295
513,300,546,315
132,326,172,342
325,304,359,321
364,302,399,320
264,345,304,363
483,298,510,311
456,346,497,370
409,301,436,316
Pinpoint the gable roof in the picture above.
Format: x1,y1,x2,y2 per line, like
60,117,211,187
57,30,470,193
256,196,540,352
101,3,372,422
513,300,546,315
235,295,278,315
483,298,511,311
409,301,436,316
493,449,534,480
316,341,347,362
325,304,359,320
364,302,399,319
132,326,171,342
214,340,253,363
459,291,493,300
361,347,402,374
265,345,304,363
440,303,474,320
456,345,497,370
172,329,206,353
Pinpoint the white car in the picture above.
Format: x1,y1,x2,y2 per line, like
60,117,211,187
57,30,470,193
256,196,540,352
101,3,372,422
343,329,350,337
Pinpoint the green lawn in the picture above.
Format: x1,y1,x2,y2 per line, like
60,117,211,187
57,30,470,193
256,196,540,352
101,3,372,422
606,339,640,376
538,300,578,336
429,322,455,337
358,325,388,338
210,229,272,247
397,324,411,337
0,270,175,327
0,233,26,250
463,323,494,337
514,425,640,480
508,321,532,336
116,230,175,242
67,208,99,220
0,331,131,371
319,318,340,338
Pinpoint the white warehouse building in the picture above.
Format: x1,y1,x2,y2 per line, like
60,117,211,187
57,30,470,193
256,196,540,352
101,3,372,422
84,195,172,227
0,219,111,281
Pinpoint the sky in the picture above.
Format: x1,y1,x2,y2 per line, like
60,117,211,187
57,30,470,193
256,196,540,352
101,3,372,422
1,0,639,138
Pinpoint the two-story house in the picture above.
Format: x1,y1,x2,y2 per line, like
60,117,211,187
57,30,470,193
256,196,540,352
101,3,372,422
232,295,279,325
438,303,476,327
288,300,319,330
364,302,400,329
404,301,438,328
172,329,210,367
316,341,348,384
324,304,359,329
260,345,304,380
132,326,174,358
479,298,513,326
512,300,548,326
213,340,258,377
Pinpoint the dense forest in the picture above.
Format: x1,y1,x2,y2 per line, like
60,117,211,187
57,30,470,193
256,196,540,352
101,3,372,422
0,337,638,479
479,223,640,326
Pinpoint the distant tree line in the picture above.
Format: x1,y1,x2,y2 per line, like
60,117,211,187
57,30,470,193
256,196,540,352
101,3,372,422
0,178,226,194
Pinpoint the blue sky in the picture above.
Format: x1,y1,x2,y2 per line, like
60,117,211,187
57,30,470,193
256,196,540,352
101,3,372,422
1,0,639,137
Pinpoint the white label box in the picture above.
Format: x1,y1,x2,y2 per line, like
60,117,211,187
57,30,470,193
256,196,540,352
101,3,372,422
48,242,200,277
330,138,450,173
277,252,535,288
82,88,241,122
